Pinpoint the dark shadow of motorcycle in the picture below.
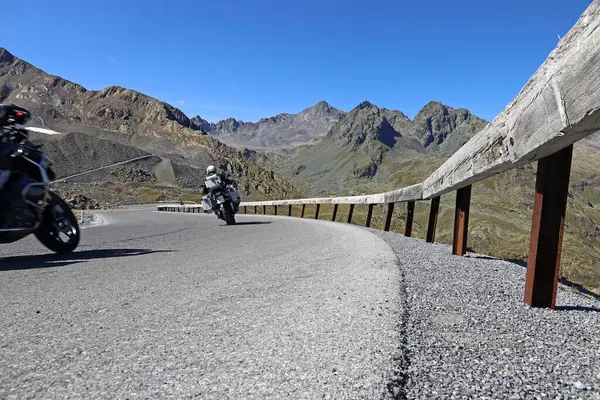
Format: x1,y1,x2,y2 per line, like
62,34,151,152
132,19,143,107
0,248,176,271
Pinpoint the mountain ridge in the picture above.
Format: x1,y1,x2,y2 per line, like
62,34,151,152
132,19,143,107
192,97,489,157
191,100,347,151
0,47,299,201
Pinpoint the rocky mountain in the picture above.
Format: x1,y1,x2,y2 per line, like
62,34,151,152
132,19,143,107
407,101,488,155
0,47,299,202
191,100,346,151
278,100,488,195
0,48,209,144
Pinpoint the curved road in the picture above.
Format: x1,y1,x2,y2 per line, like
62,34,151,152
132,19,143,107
0,211,404,399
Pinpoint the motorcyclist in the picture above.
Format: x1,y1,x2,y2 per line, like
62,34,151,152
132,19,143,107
0,84,12,187
201,165,240,212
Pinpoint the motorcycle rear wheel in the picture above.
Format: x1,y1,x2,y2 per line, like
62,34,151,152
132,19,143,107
34,192,81,254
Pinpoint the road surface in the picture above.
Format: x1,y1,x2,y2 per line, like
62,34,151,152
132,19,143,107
0,211,404,399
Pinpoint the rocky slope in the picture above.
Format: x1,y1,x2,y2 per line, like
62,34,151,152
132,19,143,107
191,100,346,151
278,101,488,195
407,101,488,155
0,47,300,203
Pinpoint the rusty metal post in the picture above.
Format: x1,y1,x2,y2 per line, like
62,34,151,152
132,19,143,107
315,204,320,219
384,203,394,231
347,204,355,223
263,205,266,215
288,204,292,216
332,204,338,221
254,205,257,214
524,145,573,309
244,206,247,214
366,204,374,227
301,204,306,218
452,185,472,256
274,205,278,215
426,196,440,243
404,201,415,237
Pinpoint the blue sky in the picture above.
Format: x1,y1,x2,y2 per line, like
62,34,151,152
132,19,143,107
0,0,592,122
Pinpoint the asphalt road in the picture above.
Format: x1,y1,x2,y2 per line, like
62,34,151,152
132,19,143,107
0,211,404,399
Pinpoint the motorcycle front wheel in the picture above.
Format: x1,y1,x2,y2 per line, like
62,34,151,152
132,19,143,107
223,202,236,225
34,191,81,254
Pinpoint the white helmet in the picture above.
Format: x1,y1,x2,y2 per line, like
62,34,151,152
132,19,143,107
206,165,217,175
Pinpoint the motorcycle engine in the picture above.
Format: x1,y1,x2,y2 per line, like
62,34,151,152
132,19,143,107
0,176,40,230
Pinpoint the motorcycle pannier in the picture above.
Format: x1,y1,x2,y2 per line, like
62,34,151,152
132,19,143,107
201,196,212,212
227,186,240,202
204,174,222,190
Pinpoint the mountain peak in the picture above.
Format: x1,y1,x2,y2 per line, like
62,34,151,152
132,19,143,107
410,100,488,151
416,100,450,116
356,101,375,109
299,100,331,114
313,100,331,109
0,47,15,63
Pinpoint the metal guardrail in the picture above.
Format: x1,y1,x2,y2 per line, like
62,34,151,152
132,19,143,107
159,1,600,310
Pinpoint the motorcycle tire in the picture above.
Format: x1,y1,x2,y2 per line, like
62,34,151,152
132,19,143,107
34,191,81,254
223,203,236,225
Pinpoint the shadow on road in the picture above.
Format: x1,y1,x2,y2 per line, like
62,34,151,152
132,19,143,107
223,221,272,226
554,305,600,312
0,248,175,271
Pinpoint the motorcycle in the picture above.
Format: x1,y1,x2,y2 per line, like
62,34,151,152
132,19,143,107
0,83,81,253
201,173,240,225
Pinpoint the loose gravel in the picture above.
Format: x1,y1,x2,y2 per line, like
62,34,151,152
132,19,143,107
368,228,600,400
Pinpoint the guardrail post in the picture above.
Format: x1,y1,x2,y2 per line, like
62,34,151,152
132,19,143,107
524,144,573,309
384,202,394,231
254,206,258,214
301,204,306,218
274,205,278,215
365,204,374,227
452,185,472,256
263,205,266,215
347,204,355,223
404,201,415,237
244,206,247,214
426,196,440,243
315,204,320,219
288,205,292,216
332,204,338,221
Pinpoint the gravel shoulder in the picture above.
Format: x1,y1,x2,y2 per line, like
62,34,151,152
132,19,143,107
368,228,600,400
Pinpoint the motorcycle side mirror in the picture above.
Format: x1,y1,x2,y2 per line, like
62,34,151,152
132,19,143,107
0,83,13,102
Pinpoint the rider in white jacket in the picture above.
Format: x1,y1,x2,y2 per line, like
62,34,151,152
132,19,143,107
201,165,240,212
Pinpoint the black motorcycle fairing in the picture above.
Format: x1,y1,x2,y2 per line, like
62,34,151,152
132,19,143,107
0,103,50,232
0,138,47,181
0,174,41,229
0,104,31,126
0,94,80,253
